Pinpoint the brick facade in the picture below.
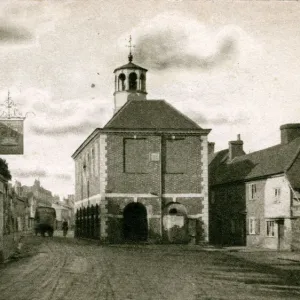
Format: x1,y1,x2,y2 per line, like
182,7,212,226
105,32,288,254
72,57,210,244
102,133,208,243
73,132,210,244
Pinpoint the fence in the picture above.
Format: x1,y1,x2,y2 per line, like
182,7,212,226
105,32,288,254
75,205,100,239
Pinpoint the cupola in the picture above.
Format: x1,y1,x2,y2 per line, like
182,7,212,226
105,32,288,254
113,36,148,113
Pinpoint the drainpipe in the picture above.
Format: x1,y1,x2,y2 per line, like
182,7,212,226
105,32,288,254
159,135,163,242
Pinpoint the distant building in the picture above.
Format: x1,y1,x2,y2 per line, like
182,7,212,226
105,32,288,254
52,202,71,229
72,51,210,244
22,179,54,207
209,124,300,251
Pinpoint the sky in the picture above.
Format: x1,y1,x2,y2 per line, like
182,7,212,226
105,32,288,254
0,0,300,198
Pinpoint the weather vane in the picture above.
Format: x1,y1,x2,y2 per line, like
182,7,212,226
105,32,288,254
126,35,135,62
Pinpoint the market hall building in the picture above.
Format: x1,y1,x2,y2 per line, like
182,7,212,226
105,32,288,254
72,52,211,244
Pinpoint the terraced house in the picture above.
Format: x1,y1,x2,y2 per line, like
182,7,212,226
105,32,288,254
72,52,210,244
209,124,300,250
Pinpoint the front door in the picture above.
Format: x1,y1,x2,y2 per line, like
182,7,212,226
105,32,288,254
277,219,285,250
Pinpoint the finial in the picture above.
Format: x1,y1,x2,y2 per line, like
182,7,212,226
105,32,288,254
126,35,135,62
0,90,28,119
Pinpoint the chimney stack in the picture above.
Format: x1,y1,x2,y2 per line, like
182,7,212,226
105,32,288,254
208,142,215,155
228,134,245,161
280,123,300,144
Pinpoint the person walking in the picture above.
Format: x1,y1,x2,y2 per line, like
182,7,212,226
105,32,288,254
62,220,68,237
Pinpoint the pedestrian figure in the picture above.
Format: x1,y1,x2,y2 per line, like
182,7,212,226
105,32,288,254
62,220,68,237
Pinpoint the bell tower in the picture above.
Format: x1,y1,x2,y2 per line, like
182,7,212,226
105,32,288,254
113,36,148,113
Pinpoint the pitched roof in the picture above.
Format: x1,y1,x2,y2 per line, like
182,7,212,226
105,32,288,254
104,100,208,131
209,137,300,188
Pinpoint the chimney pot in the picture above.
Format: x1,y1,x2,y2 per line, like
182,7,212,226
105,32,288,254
228,135,245,161
208,142,215,155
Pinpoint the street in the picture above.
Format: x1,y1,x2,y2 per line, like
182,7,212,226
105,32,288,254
0,234,300,300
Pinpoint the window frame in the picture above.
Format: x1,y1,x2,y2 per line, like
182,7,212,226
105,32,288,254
266,220,275,237
249,217,256,235
274,187,281,203
249,183,257,200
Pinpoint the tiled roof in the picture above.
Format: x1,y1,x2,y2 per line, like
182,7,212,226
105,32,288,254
104,100,206,131
209,137,300,188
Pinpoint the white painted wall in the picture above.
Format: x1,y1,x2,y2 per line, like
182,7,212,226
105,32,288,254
264,175,291,218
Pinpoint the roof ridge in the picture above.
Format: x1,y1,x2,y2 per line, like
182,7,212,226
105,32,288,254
103,100,132,128
161,100,203,129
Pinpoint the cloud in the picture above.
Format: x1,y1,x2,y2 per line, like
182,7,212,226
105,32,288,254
0,24,33,43
0,0,72,47
209,114,249,126
31,119,100,137
3,88,112,138
12,168,47,178
28,96,112,137
54,173,72,181
128,12,242,71
135,31,237,71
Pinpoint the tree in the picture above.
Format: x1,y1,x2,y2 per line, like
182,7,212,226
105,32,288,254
0,158,12,180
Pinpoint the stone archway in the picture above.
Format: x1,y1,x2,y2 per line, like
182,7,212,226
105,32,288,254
123,202,148,242
163,203,189,244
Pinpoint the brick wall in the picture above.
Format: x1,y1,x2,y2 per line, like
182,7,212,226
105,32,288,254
106,134,161,194
74,135,101,205
104,133,208,243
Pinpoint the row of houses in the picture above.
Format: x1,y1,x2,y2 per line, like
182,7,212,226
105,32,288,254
209,124,300,251
0,166,30,262
72,51,300,251
0,169,75,262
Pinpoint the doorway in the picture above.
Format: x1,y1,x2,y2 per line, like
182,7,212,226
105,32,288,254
123,202,148,242
277,219,285,250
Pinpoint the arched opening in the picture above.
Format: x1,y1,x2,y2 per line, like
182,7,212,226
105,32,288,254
129,72,137,90
163,203,189,244
140,73,146,91
118,73,126,91
123,202,148,242
169,208,178,215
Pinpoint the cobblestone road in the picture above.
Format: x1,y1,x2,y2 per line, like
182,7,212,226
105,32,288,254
0,235,300,300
